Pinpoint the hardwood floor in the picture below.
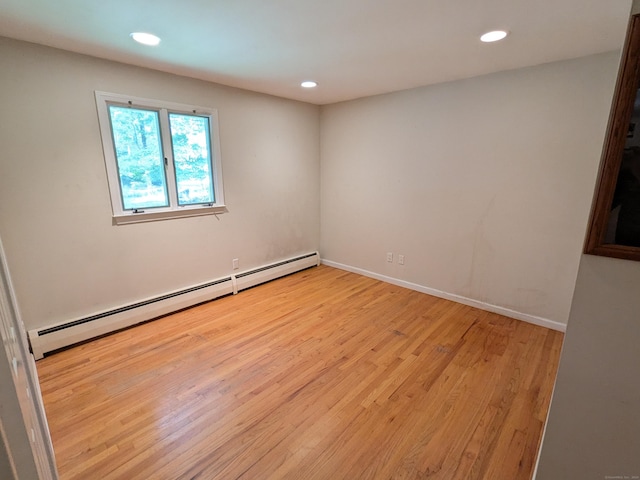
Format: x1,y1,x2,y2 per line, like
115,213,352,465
36,265,563,480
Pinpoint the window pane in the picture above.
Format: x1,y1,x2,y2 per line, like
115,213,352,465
169,113,215,206
108,105,168,210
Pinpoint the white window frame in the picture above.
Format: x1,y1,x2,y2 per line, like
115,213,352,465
95,91,226,225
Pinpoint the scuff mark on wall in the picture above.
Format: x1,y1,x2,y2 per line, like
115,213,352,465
465,195,497,303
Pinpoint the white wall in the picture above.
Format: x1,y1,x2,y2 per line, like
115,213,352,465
320,52,620,327
0,36,320,331
535,254,640,478
536,4,640,471
0,434,14,480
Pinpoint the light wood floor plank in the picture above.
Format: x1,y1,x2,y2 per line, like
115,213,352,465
36,265,563,479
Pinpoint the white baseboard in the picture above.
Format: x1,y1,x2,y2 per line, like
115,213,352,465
321,259,566,332
29,278,234,359
30,252,320,359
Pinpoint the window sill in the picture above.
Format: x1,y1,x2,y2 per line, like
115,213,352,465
585,243,640,262
113,205,228,225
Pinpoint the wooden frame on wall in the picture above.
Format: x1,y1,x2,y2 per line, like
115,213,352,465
585,13,640,261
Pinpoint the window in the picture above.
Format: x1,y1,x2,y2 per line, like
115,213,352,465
95,92,225,224
585,12,640,261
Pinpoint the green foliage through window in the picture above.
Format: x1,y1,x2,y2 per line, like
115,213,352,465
96,92,224,222
108,106,169,209
169,113,215,206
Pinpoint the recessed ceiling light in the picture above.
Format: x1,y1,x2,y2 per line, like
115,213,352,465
480,30,508,43
130,32,161,46
301,81,318,88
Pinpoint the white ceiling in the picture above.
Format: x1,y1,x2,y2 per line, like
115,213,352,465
0,0,632,105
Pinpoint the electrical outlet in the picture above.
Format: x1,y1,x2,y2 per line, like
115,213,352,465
398,254,405,265
387,252,393,263
232,258,239,270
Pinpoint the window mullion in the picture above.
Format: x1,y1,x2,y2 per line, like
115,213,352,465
159,109,178,208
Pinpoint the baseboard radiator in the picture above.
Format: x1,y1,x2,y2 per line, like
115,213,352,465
29,252,319,359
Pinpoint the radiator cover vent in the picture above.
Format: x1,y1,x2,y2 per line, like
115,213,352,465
29,252,319,359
